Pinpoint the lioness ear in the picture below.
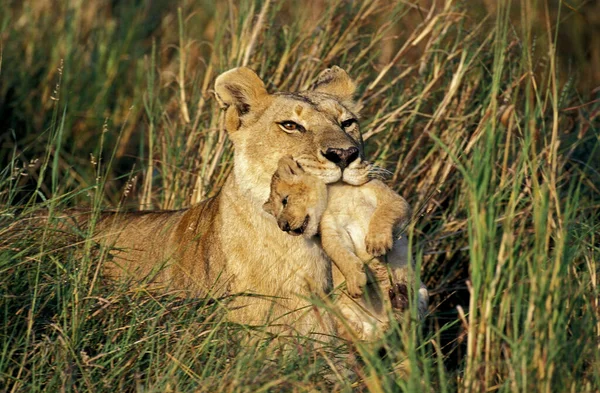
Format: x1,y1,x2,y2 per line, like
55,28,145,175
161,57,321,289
214,67,269,131
311,66,356,103
276,156,304,182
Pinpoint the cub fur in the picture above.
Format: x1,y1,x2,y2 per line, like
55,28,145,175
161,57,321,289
264,156,429,338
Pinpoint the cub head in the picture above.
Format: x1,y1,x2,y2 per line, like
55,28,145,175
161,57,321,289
262,156,327,238
214,66,366,204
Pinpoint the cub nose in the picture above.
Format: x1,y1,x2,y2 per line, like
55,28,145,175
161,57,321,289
279,220,291,233
323,147,360,170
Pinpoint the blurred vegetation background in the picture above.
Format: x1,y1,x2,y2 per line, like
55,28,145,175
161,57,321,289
1,0,599,391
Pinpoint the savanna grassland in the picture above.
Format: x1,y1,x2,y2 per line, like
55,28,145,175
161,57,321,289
1,0,599,391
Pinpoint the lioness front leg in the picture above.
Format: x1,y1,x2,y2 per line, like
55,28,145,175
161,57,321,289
321,217,366,298
363,180,411,257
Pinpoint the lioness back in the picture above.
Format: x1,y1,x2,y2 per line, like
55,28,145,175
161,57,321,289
91,195,226,294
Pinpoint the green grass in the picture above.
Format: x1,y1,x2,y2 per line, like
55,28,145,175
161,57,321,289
1,0,599,391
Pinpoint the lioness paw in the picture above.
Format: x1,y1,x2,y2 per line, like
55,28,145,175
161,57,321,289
365,231,393,257
346,271,367,298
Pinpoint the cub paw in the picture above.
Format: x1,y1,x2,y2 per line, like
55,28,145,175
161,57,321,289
346,271,367,298
365,231,393,257
388,283,409,311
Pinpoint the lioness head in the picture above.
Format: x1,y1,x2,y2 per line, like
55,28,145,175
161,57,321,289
214,66,366,204
262,156,327,238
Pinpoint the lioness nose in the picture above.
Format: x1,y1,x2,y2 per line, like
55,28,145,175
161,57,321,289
323,147,359,170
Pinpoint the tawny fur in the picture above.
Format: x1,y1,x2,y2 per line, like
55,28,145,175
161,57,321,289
66,66,389,340
21,66,425,341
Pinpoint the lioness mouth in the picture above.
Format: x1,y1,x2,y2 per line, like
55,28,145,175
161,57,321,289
290,215,310,236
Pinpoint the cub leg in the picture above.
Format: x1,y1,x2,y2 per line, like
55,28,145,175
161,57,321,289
320,217,367,298
362,180,411,257
385,237,429,319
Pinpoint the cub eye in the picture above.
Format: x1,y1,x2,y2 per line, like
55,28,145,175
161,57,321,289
341,118,357,129
282,196,289,207
278,121,305,133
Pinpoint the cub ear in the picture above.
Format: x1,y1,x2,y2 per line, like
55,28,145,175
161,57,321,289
276,156,305,182
311,66,356,103
262,199,276,216
214,67,269,131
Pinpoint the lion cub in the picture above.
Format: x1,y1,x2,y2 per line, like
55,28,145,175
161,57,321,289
263,156,428,318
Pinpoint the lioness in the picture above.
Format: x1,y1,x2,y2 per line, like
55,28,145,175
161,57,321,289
89,66,378,339
263,156,429,339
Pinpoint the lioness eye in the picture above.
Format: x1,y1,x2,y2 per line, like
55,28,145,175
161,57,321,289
278,121,305,133
341,119,357,129
282,196,289,207
281,121,297,130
